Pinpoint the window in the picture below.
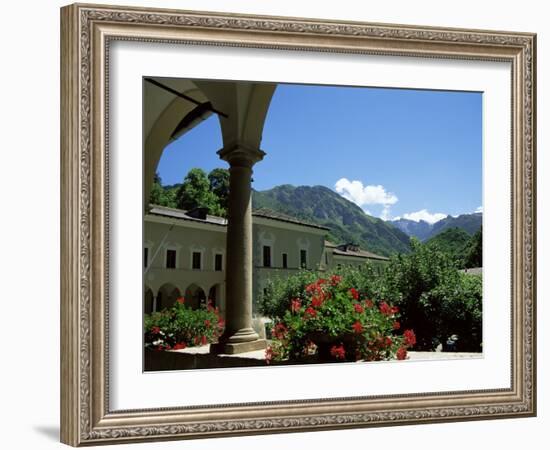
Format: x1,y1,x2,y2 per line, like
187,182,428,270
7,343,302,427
263,246,271,267
166,249,176,269
144,247,149,268
300,249,307,268
215,253,223,271
282,253,288,269
192,251,202,270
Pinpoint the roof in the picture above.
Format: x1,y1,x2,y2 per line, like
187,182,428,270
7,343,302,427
332,248,389,261
252,208,330,231
148,205,227,226
460,267,483,276
147,205,329,231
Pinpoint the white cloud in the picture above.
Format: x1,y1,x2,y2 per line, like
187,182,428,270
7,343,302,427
334,178,398,220
334,178,398,206
402,209,447,224
475,206,483,213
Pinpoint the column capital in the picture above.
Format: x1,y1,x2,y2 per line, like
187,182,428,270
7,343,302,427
217,142,266,168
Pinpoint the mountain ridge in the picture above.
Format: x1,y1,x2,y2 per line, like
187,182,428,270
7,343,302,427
252,184,411,256
388,212,482,241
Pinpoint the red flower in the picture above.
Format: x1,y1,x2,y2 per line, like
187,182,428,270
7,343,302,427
330,275,342,286
352,321,364,334
330,344,346,360
379,301,393,316
151,326,161,334
393,321,401,330
204,319,211,328
317,278,327,285
201,335,208,346
217,317,225,328
349,288,360,300
385,336,393,347
272,323,288,340
304,307,317,319
365,299,374,308
311,295,324,308
354,303,364,313
265,346,275,364
176,297,185,304
173,342,187,350
291,299,301,313
305,283,319,294
403,329,416,347
391,306,399,314
396,346,408,360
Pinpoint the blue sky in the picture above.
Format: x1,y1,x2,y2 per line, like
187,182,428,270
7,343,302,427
156,83,482,223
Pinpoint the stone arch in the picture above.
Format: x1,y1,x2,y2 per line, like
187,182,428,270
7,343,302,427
185,283,207,310
157,282,182,311
144,286,154,315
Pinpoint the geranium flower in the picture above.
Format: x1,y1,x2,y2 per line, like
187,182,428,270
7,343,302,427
404,329,416,347
176,297,185,304
365,299,374,308
265,346,274,364
396,346,408,360
352,321,364,334
151,326,161,334
304,307,317,319
330,344,346,360
311,295,324,308
379,301,393,316
354,303,364,313
349,288,359,300
393,321,401,330
330,275,342,286
291,298,301,313
173,342,187,350
201,335,208,346
272,323,288,340
204,319,211,328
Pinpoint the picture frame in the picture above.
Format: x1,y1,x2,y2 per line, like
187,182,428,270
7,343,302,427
60,2,536,446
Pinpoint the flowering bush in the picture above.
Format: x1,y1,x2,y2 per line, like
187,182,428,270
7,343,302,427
144,297,224,351
265,275,416,364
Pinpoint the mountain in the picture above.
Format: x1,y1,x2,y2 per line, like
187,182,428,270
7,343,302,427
252,185,411,256
388,213,482,241
425,227,472,263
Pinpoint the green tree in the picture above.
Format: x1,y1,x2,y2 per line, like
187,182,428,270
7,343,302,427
208,168,230,213
149,172,177,208
463,226,482,268
377,238,482,351
176,168,220,213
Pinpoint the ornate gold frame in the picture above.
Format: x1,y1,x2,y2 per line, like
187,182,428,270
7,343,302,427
60,3,536,446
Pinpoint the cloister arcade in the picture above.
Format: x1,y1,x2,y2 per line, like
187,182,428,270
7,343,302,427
144,77,276,353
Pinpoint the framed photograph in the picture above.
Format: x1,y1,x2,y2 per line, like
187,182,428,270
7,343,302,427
60,3,536,446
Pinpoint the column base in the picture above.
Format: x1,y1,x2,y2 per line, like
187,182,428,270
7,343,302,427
210,339,267,355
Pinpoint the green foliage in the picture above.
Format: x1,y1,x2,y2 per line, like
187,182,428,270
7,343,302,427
144,299,224,350
176,168,220,212
150,168,231,217
149,173,178,208
463,226,482,268
261,240,482,353
425,227,472,265
377,238,482,351
265,275,415,363
252,185,411,256
259,264,381,321
208,168,230,211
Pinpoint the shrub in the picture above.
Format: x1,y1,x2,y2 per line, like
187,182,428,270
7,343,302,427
144,297,224,351
265,274,416,364
376,239,482,351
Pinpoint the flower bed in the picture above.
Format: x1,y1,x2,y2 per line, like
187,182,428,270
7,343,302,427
265,275,416,364
144,298,224,351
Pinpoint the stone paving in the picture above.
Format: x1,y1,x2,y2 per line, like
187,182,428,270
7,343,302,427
170,344,482,361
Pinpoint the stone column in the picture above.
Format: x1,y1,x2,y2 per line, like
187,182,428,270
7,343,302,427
211,143,267,354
